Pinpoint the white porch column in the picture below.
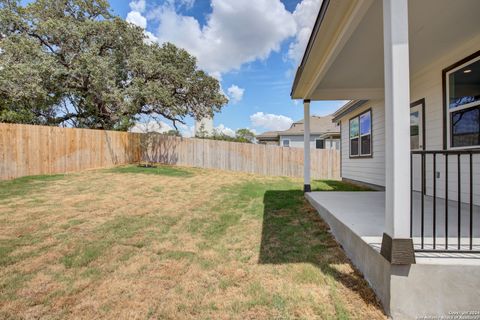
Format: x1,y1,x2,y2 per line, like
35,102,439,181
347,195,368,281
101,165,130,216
381,0,415,264
303,100,311,192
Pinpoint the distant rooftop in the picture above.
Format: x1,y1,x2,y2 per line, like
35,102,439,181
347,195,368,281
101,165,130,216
257,115,340,139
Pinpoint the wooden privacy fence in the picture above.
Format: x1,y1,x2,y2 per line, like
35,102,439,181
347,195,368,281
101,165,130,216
0,123,340,180
145,135,340,180
0,123,141,180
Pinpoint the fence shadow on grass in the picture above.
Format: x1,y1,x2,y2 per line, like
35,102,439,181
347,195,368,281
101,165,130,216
258,189,381,309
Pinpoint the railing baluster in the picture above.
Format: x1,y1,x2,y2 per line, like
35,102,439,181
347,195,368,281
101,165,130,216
458,154,461,250
410,150,479,253
421,152,425,249
469,153,473,250
433,153,436,249
445,154,449,250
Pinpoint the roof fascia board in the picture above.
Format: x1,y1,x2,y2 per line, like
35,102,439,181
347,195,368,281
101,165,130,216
332,100,368,122
291,0,331,99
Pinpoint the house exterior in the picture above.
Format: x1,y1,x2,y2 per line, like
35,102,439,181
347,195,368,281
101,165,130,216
255,130,280,145
290,0,480,318
257,115,340,149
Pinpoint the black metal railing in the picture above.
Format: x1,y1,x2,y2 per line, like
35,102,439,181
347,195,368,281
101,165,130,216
410,150,480,253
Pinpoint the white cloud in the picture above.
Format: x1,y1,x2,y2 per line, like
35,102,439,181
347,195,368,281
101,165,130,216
129,0,146,13
144,31,158,44
130,120,173,133
227,85,245,104
214,124,236,137
150,0,297,75
125,0,323,72
288,0,323,64
126,11,147,29
166,0,195,9
127,1,160,44
250,112,293,131
179,124,195,137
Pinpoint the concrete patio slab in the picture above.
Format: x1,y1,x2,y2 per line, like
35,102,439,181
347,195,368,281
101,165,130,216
306,191,480,318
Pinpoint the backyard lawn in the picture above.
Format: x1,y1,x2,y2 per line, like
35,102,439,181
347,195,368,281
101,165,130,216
0,165,385,319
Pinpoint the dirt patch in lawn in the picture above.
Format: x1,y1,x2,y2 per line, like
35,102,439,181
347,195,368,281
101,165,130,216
0,165,385,319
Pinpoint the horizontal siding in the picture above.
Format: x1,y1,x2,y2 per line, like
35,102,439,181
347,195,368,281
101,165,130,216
338,34,480,203
279,134,340,150
340,101,385,187
410,35,480,205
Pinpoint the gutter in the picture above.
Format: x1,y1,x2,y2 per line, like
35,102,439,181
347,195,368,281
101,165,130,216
279,131,340,137
332,100,368,122
290,0,331,99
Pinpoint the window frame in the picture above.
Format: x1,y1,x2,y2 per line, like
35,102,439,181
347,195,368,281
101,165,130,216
315,138,325,149
282,139,290,148
443,51,480,150
349,109,372,158
410,98,426,151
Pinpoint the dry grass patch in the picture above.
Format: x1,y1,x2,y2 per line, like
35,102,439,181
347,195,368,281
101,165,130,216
0,165,385,319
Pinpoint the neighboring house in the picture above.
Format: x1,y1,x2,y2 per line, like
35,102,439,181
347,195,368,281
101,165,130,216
291,0,480,319
255,131,279,145
257,115,340,150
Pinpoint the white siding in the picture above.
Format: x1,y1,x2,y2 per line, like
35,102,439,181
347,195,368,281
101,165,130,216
338,35,480,203
410,35,480,205
279,134,340,150
339,100,385,187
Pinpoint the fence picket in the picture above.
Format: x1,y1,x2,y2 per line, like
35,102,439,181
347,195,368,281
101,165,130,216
0,123,340,180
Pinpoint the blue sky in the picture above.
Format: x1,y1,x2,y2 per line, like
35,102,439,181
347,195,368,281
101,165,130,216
37,0,347,136
117,0,347,136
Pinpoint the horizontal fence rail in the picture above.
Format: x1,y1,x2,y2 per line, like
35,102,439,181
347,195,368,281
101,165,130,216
144,135,340,180
0,123,340,180
411,150,480,253
0,123,142,180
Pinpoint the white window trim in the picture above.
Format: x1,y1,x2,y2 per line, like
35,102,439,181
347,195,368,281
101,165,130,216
282,139,290,147
349,118,359,157
446,55,480,150
410,101,424,151
349,110,372,157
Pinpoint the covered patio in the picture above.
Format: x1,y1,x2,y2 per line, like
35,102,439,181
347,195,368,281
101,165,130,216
306,191,480,317
291,0,480,317
306,192,480,259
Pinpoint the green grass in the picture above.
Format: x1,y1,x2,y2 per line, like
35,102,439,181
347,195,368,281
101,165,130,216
311,179,370,191
0,165,382,319
61,243,106,268
107,165,193,177
0,174,65,201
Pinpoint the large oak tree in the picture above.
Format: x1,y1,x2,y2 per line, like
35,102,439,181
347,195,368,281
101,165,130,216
0,0,228,130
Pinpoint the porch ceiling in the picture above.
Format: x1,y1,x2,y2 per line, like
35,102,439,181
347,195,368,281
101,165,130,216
291,0,480,100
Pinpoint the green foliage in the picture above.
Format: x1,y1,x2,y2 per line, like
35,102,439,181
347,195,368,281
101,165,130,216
165,129,181,137
235,128,256,143
107,165,193,177
195,123,209,139
196,127,256,143
0,0,228,130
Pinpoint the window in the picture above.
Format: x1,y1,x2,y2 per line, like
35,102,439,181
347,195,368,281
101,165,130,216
445,54,480,148
316,139,324,149
410,111,420,149
410,99,424,150
282,139,290,147
349,110,372,157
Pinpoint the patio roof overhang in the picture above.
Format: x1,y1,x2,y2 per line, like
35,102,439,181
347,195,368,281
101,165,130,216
291,0,480,101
